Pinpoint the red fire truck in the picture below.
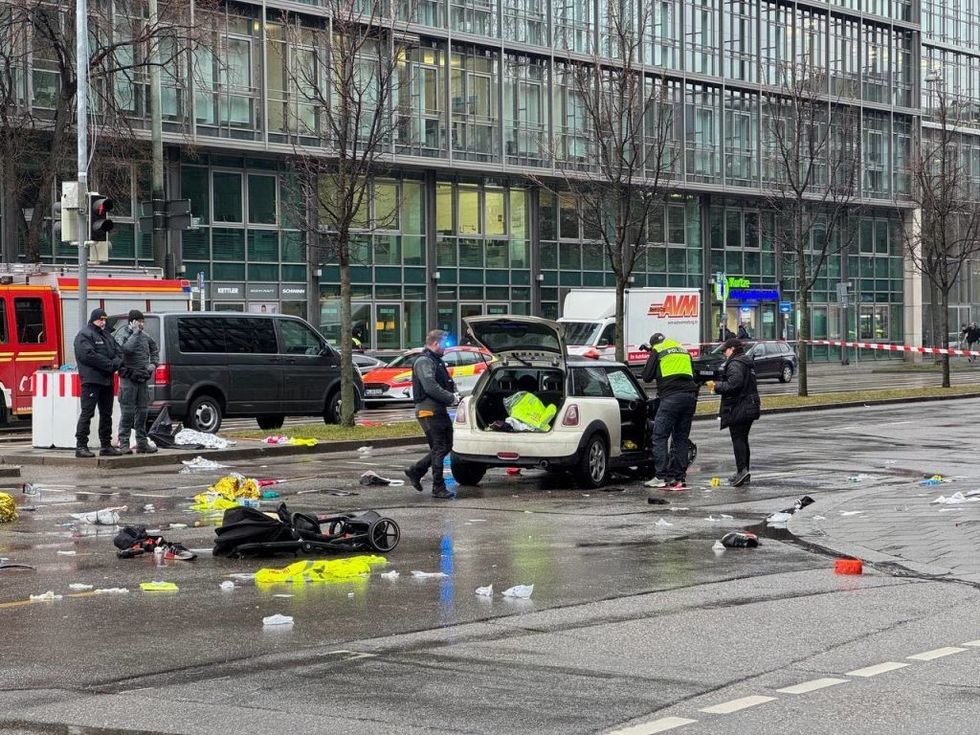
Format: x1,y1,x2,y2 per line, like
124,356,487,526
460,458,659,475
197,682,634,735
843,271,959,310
0,264,191,420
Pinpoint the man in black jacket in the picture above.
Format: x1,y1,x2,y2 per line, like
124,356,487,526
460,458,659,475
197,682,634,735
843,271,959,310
74,308,123,458
115,309,160,453
404,329,459,499
961,321,980,362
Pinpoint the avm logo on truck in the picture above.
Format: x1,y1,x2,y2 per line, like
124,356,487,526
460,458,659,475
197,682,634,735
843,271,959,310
647,294,699,319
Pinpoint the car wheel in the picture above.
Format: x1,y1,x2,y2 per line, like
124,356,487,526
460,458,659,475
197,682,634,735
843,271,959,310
574,434,608,489
450,454,486,486
324,391,342,424
778,363,794,383
256,414,285,431
187,394,222,434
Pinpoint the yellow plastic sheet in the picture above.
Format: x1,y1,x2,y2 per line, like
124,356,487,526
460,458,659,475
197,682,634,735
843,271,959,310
254,556,387,585
190,492,239,512
209,474,261,500
0,492,16,523
287,438,318,447
140,581,179,592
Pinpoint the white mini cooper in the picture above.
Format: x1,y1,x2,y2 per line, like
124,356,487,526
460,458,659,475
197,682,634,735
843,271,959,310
450,316,654,489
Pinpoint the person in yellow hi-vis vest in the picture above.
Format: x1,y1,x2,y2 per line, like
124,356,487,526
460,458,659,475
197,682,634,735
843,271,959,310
640,333,699,491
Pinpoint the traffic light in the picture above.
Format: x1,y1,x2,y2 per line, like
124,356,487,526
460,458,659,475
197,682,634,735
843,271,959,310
53,201,63,242
52,196,78,243
89,193,114,242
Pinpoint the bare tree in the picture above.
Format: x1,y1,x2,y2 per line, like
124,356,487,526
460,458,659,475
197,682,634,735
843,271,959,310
761,57,861,397
903,78,980,388
0,0,206,262
276,0,411,426
538,1,678,363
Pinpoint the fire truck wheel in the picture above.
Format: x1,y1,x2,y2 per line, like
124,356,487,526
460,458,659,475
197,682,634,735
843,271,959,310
187,394,223,434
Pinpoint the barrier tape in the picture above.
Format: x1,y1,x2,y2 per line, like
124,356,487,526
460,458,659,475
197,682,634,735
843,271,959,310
804,339,980,357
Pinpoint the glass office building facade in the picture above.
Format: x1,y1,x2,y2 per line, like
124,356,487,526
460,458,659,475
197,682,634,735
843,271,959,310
2,0,927,353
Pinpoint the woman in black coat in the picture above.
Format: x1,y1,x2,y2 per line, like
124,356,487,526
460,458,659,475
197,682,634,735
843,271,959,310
707,338,760,487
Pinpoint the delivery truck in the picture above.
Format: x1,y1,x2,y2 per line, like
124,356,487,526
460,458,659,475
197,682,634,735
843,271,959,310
558,287,701,366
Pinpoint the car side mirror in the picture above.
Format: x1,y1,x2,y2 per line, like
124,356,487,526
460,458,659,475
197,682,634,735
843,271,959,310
597,338,609,347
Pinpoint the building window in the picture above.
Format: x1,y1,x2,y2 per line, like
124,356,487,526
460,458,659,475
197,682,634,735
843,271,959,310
247,175,277,225
213,172,243,223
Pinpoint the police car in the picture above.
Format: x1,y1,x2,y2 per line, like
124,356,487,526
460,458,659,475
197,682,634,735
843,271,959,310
451,316,654,489
360,345,492,404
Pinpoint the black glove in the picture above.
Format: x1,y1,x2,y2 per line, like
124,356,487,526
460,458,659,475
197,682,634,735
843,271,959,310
112,357,124,371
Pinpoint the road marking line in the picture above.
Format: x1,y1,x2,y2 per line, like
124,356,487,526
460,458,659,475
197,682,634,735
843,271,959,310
907,647,966,661
961,640,980,647
777,678,849,694
606,717,697,735
846,662,909,677
699,695,775,714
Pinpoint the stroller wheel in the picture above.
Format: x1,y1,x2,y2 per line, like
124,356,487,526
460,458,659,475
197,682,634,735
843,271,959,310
301,541,314,553
368,518,400,552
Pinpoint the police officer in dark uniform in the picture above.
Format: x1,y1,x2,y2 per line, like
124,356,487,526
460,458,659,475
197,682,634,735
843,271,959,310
640,332,699,490
404,329,460,498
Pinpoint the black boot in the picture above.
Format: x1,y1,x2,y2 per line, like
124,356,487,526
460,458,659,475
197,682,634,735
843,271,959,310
100,446,123,457
75,446,95,458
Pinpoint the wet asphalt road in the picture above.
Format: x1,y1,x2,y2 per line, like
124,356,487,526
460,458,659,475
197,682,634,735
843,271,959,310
1,402,980,734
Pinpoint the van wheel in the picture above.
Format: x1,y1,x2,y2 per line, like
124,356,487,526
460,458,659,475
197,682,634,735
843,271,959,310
187,394,222,434
779,363,794,383
257,414,285,431
574,435,608,489
324,392,342,425
450,454,486,486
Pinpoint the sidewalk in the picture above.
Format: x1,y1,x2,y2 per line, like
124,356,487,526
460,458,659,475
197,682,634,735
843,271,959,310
789,475,980,584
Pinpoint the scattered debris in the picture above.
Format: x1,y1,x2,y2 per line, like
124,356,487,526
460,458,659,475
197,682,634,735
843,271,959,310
709,477,721,487
68,583,93,592
847,474,871,483
410,570,448,579
262,614,294,627
56,550,77,556
840,511,864,517
220,581,235,591
712,540,725,552
720,531,759,548
29,591,63,602
174,428,235,450
380,570,400,580
180,456,229,472
326,491,359,497
647,497,669,505
140,581,179,592
834,559,863,575
475,585,493,597
921,474,953,486
932,492,978,505
264,435,318,447
94,587,129,594
655,518,673,528
71,507,125,525
359,470,404,487
502,584,534,599
254,557,387,584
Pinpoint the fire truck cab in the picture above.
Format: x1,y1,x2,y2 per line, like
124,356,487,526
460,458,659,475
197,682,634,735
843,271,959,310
0,264,191,420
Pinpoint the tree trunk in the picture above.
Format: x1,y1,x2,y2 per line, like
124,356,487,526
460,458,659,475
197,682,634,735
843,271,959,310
940,289,951,388
929,279,941,363
614,278,626,363
338,237,356,427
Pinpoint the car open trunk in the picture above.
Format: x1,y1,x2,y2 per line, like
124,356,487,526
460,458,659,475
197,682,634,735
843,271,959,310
473,367,565,431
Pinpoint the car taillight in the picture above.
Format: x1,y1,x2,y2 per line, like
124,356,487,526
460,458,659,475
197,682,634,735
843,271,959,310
562,404,579,426
154,363,170,385
455,400,467,424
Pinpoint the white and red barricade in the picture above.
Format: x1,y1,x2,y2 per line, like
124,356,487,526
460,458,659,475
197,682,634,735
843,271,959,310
32,370,121,449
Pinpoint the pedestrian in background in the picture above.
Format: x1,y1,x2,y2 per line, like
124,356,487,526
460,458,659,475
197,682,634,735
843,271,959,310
960,321,980,362
737,322,750,339
706,338,760,487
641,332,699,491
404,329,460,499
74,308,123,458
115,309,160,454
718,323,735,342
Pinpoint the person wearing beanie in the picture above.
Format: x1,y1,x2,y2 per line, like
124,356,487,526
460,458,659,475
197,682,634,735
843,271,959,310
706,338,761,487
73,308,124,458
115,309,159,453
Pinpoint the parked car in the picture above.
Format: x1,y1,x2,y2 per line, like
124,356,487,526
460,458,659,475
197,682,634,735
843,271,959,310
353,353,388,375
450,316,653,489
361,345,493,404
692,340,797,383
107,312,362,433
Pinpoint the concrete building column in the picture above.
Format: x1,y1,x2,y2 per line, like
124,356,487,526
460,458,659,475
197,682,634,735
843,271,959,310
424,170,438,329
903,208,923,362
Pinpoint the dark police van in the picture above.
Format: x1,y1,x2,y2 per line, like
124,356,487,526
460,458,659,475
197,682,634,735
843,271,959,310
107,312,362,433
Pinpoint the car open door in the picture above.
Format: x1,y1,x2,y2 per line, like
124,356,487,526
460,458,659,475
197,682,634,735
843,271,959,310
464,316,565,367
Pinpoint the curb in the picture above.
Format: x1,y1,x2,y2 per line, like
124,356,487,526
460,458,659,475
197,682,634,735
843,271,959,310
0,435,425,469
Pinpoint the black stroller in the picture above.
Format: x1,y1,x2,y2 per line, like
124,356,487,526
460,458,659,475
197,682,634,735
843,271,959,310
213,502,400,557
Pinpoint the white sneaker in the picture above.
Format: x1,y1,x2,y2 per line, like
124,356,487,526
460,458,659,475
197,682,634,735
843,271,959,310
644,477,670,488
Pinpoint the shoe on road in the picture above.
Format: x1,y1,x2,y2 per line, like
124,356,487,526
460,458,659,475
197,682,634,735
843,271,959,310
163,543,197,561
100,446,123,457
730,469,751,487
667,480,687,490
644,477,672,489
75,447,95,458
432,488,456,499
404,468,424,492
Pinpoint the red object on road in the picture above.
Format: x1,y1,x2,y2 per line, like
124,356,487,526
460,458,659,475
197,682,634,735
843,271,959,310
506,467,521,476
834,559,863,575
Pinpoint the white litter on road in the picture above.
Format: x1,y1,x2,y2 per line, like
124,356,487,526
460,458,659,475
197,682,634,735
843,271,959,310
175,429,236,450
262,614,294,626
411,570,448,578
475,585,493,597
29,591,62,602
380,570,400,580
220,581,235,590
94,588,129,594
180,456,230,472
68,583,93,592
502,584,533,599
840,510,864,516
655,518,674,528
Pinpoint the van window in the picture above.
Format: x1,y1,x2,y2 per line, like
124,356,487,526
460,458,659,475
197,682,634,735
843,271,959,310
279,319,324,355
224,317,277,354
178,317,225,353
14,298,44,343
